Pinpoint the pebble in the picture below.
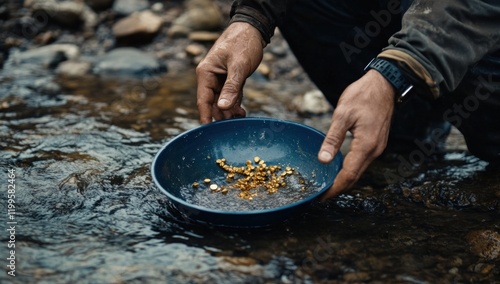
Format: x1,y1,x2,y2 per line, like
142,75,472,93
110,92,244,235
32,78,61,95
112,10,163,43
26,0,97,30
466,229,500,260
185,44,205,57
92,47,167,77
56,60,92,77
8,43,80,68
188,31,220,42
167,0,223,38
112,0,149,16
290,89,332,115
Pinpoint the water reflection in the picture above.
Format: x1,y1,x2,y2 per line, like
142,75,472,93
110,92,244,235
0,64,499,283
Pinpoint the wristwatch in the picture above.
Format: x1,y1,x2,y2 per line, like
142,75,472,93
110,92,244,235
364,58,414,103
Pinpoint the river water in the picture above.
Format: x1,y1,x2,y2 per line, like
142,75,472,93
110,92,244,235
0,64,499,283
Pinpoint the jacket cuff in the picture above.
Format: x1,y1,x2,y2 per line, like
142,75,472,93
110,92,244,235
378,49,440,99
229,5,274,44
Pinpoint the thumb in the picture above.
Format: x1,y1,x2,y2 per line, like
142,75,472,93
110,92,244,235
318,111,350,164
218,72,245,110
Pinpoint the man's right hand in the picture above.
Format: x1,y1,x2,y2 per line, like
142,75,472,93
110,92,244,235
196,22,265,124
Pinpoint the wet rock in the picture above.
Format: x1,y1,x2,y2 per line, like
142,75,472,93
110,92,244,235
112,0,149,16
8,43,80,68
33,31,58,45
466,230,500,260
290,89,332,115
32,78,61,95
92,47,167,77
167,0,223,38
151,2,164,13
256,63,271,77
56,60,92,77
185,43,205,57
188,31,220,42
112,10,163,44
469,262,495,275
25,0,98,30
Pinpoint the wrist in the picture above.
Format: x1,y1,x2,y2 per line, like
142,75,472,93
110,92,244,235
226,22,266,48
364,58,414,103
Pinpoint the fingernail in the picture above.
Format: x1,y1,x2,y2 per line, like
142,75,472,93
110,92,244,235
319,150,333,162
218,98,230,107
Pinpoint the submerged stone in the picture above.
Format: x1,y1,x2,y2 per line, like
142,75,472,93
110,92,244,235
92,47,167,77
8,43,80,69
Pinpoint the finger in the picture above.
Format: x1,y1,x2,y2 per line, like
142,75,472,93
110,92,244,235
196,71,219,124
318,109,351,163
221,105,247,120
218,71,246,110
320,149,370,200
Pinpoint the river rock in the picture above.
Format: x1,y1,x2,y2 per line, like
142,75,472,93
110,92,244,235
112,0,149,16
188,31,220,42
32,77,61,95
291,89,332,115
167,0,223,38
112,10,163,43
185,43,205,57
8,43,80,68
25,0,98,30
56,60,92,77
92,48,167,77
466,230,500,260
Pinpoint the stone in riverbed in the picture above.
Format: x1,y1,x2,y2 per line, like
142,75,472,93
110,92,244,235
56,60,92,77
25,0,98,30
188,31,220,42
290,89,332,115
112,10,163,44
167,0,223,38
8,43,80,69
466,229,500,260
92,48,167,77
112,0,149,16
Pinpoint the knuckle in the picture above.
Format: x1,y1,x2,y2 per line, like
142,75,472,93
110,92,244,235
195,61,210,75
323,133,342,148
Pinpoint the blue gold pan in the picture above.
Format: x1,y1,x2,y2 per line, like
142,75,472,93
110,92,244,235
151,117,343,227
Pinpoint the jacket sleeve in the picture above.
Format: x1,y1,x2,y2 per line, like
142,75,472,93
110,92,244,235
379,0,500,98
228,0,290,44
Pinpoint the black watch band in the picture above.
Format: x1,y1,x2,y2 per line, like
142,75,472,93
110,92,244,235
364,58,414,103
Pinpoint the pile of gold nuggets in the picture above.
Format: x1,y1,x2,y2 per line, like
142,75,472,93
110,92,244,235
192,156,305,200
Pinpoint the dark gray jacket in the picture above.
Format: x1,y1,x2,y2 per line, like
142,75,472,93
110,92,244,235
229,0,500,98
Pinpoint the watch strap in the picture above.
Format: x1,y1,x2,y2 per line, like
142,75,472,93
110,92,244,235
364,58,414,103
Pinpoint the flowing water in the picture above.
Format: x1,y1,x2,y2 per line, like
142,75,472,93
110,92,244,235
0,64,499,283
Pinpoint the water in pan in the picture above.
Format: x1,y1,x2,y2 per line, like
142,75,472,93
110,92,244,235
180,169,323,211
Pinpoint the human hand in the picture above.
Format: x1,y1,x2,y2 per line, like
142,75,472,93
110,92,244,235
318,70,396,200
196,22,265,124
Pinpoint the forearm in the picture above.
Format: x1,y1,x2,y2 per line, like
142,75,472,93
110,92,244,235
229,0,290,44
381,0,500,98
